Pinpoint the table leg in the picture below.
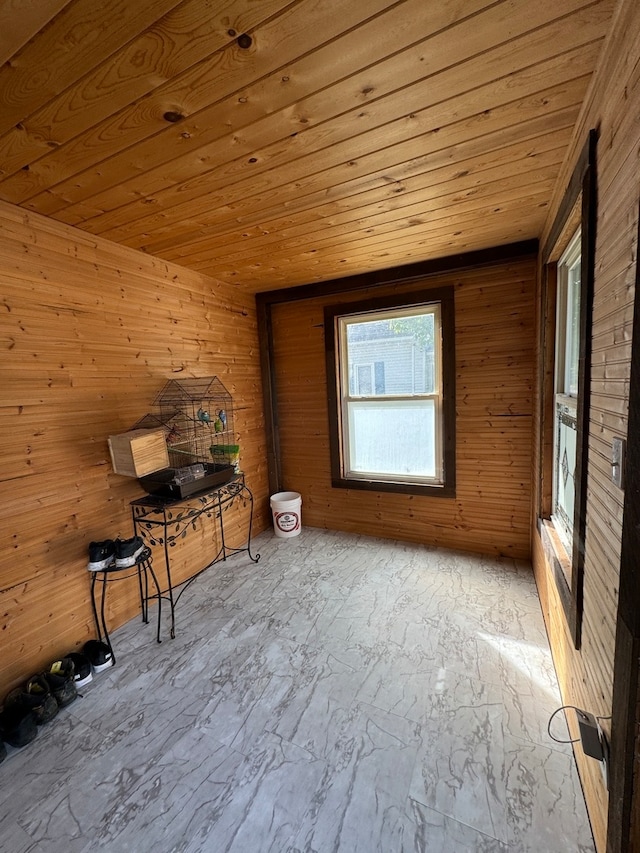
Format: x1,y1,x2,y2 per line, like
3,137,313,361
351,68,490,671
99,571,116,665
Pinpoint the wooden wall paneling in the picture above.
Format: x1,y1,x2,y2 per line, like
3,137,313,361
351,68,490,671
0,200,268,698
531,1,640,850
607,200,640,853
258,241,537,497
268,254,536,558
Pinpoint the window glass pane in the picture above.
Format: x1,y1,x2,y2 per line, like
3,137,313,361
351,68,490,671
566,257,581,396
345,312,436,396
553,401,577,553
346,399,436,478
552,227,581,557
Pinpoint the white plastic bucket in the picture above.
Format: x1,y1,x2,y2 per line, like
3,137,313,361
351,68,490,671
270,491,302,538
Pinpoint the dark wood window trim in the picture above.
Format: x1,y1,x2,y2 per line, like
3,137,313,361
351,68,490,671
538,128,598,650
324,287,455,497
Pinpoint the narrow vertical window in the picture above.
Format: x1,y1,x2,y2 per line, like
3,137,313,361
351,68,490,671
553,229,582,562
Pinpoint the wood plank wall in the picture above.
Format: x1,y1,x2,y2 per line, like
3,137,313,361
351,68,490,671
0,200,269,698
271,256,536,558
531,0,640,850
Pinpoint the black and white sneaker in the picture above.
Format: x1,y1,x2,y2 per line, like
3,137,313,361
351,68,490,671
67,652,93,688
114,536,145,568
87,540,116,571
83,640,114,674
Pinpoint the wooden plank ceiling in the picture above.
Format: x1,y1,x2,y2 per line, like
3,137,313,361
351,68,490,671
0,0,615,291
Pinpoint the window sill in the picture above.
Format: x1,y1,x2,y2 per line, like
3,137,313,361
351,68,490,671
540,518,572,577
332,476,455,497
538,516,579,647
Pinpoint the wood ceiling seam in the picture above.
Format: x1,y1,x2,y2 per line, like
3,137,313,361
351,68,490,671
2,1,607,218
262,253,538,303
144,134,571,244
0,0,73,67
154,181,558,266
238,240,537,275
189,214,546,278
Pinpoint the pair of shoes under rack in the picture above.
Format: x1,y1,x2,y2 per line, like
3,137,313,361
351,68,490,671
87,536,145,571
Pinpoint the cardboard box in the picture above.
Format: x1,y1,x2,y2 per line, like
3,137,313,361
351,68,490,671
108,428,169,477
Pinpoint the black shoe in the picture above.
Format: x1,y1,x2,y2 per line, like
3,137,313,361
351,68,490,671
5,681,59,726
114,536,145,568
25,675,59,724
67,652,93,688
44,659,78,707
0,705,38,748
0,739,6,762
88,540,116,571
83,640,114,674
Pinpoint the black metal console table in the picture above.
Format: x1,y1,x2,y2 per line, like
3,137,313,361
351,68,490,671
130,475,260,639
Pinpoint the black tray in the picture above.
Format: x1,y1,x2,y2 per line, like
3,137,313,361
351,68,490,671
138,463,235,499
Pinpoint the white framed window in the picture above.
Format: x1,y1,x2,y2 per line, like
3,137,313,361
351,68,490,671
324,289,455,496
552,229,581,557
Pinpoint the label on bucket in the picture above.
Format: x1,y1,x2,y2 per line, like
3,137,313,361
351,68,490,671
275,511,300,533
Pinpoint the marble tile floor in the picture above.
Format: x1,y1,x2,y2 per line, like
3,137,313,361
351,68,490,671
0,528,595,853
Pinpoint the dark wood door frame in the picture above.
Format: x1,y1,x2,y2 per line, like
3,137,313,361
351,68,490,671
607,203,640,853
